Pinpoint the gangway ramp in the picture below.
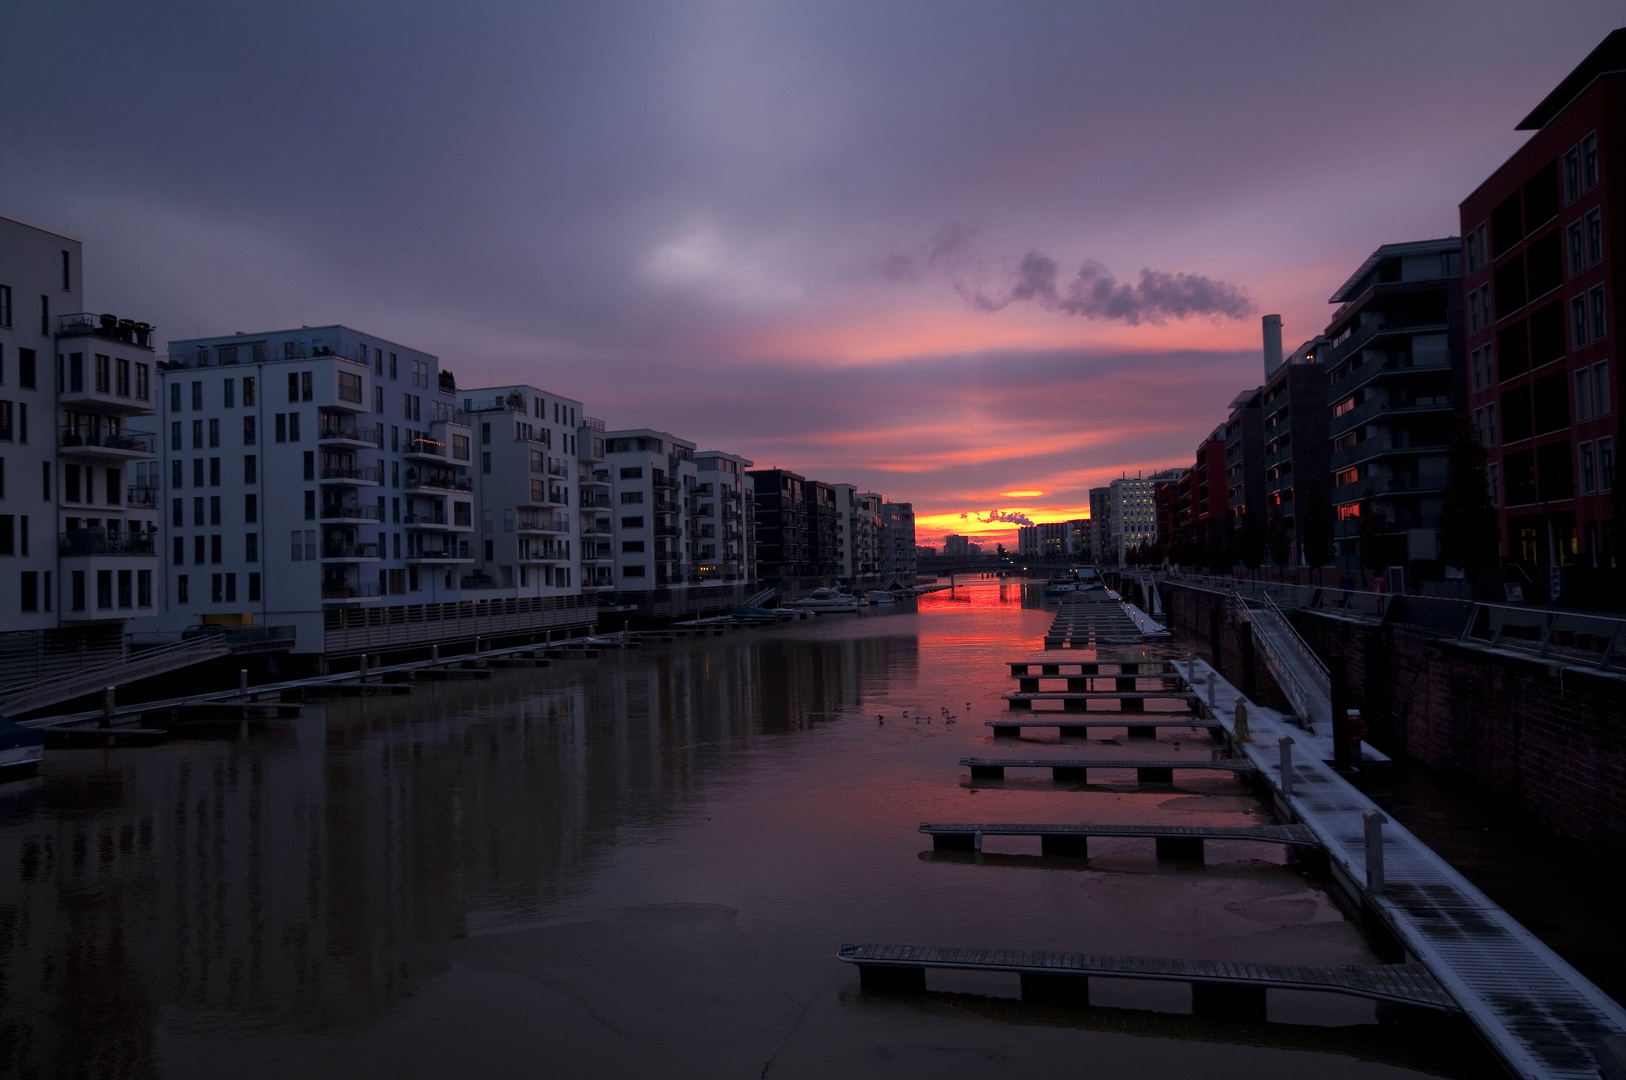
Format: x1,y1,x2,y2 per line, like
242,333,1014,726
1242,591,1332,731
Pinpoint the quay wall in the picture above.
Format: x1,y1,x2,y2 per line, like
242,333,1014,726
1163,581,1626,854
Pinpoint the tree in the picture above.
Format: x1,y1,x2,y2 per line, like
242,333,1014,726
1300,478,1334,570
995,543,1007,560
1267,509,1291,567
1357,492,1391,573
1238,510,1265,569
1439,416,1500,577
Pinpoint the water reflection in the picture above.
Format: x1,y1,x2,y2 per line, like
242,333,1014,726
0,583,1479,1079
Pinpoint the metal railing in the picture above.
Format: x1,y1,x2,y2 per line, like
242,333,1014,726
1458,602,1626,670
322,582,384,600
126,485,158,508
404,468,471,492
322,542,380,559
406,437,447,458
57,312,157,348
59,427,156,454
59,530,156,556
322,504,382,521
0,633,228,718
516,511,570,532
321,464,383,483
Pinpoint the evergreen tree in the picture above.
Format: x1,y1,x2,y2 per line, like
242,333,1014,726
1439,416,1500,576
1300,478,1334,569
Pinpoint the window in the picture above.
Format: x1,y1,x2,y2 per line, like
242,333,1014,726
622,540,645,552
1576,369,1592,421
1589,285,1606,341
1596,362,1612,416
1581,441,1597,493
620,516,644,528
1586,208,1603,265
209,534,222,563
171,459,182,488
97,570,112,610
1487,462,1500,506
374,385,384,413
192,381,203,410
289,412,300,441
1601,437,1615,491
19,349,34,389
1582,132,1599,188
248,573,260,601
303,450,315,481
243,376,255,406
1568,222,1585,275
302,371,313,401
138,569,152,608
244,455,257,484
622,565,646,578
1572,295,1589,346
482,451,491,474
1465,224,1486,273
116,358,130,397
620,491,644,504
118,570,132,609
173,536,184,565
291,530,304,561
620,466,643,479
0,285,9,327
1565,148,1581,202
337,371,362,403
20,571,37,612
304,490,316,520
175,573,188,605
288,372,300,402
224,378,235,408
208,495,220,525
212,574,223,603
244,492,258,523
451,434,469,460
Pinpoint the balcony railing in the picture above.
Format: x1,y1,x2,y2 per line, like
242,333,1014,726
323,542,381,559
319,415,369,441
163,337,367,370
406,437,447,458
582,416,606,432
405,468,471,492
59,530,156,556
126,485,158,508
321,464,383,483
516,511,571,532
322,504,382,521
322,582,385,600
57,312,156,348
403,511,449,526
59,427,156,454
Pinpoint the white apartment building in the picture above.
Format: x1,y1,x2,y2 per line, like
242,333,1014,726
0,214,161,657
577,417,613,592
1109,477,1156,563
155,326,472,652
695,451,754,583
459,384,584,597
605,429,697,588
830,484,881,581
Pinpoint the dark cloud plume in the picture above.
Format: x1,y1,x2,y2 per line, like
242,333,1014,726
969,251,1252,324
881,222,978,282
962,508,1034,526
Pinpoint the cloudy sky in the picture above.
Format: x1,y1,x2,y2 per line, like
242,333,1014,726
3,2,1619,543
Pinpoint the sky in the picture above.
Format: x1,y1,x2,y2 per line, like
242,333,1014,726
3,2,1622,545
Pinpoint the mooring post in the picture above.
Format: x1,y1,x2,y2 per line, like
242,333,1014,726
430,644,439,663
100,686,115,728
1279,735,1295,797
1364,810,1386,896
359,654,369,681
239,668,249,696
1330,654,1351,772
973,830,982,852
1238,620,1256,701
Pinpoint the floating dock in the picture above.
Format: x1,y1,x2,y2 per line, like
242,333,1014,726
958,756,1256,783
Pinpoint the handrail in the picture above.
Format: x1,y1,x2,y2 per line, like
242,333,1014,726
1261,590,1329,682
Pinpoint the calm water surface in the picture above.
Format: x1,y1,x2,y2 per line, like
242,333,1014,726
0,580,1493,1078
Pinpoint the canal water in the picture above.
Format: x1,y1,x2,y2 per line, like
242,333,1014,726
0,579,1496,1078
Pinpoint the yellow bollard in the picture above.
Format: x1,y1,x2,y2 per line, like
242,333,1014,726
1233,698,1252,743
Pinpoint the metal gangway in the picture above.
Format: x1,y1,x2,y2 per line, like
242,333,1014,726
1237,591,1331,734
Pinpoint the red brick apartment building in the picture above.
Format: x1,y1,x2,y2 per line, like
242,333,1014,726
1461,31,1624,575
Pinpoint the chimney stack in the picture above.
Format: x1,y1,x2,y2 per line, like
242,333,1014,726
1262,314,1284,377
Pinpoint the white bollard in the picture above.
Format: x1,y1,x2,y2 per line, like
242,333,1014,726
1206,676,1215,710
239,668,249,696
973,830,983,852
1364,810,1387,896
359,654,369,680
430,644,440,663
1279,736,1295,797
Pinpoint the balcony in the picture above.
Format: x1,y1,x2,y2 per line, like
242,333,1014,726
655,525,680,537
407,545,473,563
320,464,383,486
1326,327,1452,400
321,581,386,603
580,492,610,509
517,510,571,533
1330,393,1454,439
163,336,367,370
405,436,448,462
547,461,569,478
126,485,158,508
59,529,156,557
320,504,382,524
404,468,471,494
321,542,381,562
59,426,156,461
517,545,570,562
319,414,378,448
580,518,612,537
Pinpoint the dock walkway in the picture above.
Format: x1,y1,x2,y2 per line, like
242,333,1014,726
838,944,1461,1015
959,756,1256,782
919,820,1318,858
1195,658,1626,1078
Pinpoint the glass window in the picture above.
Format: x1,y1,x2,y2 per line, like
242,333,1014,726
1582,132,1599,188
1589,285,1606,340
1599,437,1614,491
1565,149,1581,202
1586,209,1603,265
1569,222,1585,275
1572,296,1589,346
1576,369,1592,421
1580,441,1596,493
1596,362,1612,416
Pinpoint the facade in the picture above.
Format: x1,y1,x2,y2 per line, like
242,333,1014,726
1087,487,1111,563
1224,386,1267,529
459,384,584,597
695,450,754,583
1169,429,1227,565
154,326,470,652
1461,30,1624,577
943,533,972,557
748,469,808,584
1065,518,1092,560
1261,333,1332,565
1107,477,1156,562
0,214,160,653
878,501,916,581
577,417,612,592
1323,238,1464,571
605,429,697,588
804,479,842,580
830,484,880,581
1015,526,1037,556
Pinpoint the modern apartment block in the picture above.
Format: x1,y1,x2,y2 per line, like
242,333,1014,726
1108,476,1157,562
1323,238,1464,571
1223,387,1266,529
606,429,697,588
1262,330,1332,564
1088,486,1111,564
1462,29,1623,577
153,326,473,651
577,416,613,592
877,501,916,582
805,479,842,580
1166,428,1226,563
0,214,161,666
459,384,585,596
749,469,808,584
695,450,754,583
830,484,880,581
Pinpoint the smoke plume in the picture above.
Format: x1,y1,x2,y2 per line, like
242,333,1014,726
962,508,1034,527
969,252,1251,324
